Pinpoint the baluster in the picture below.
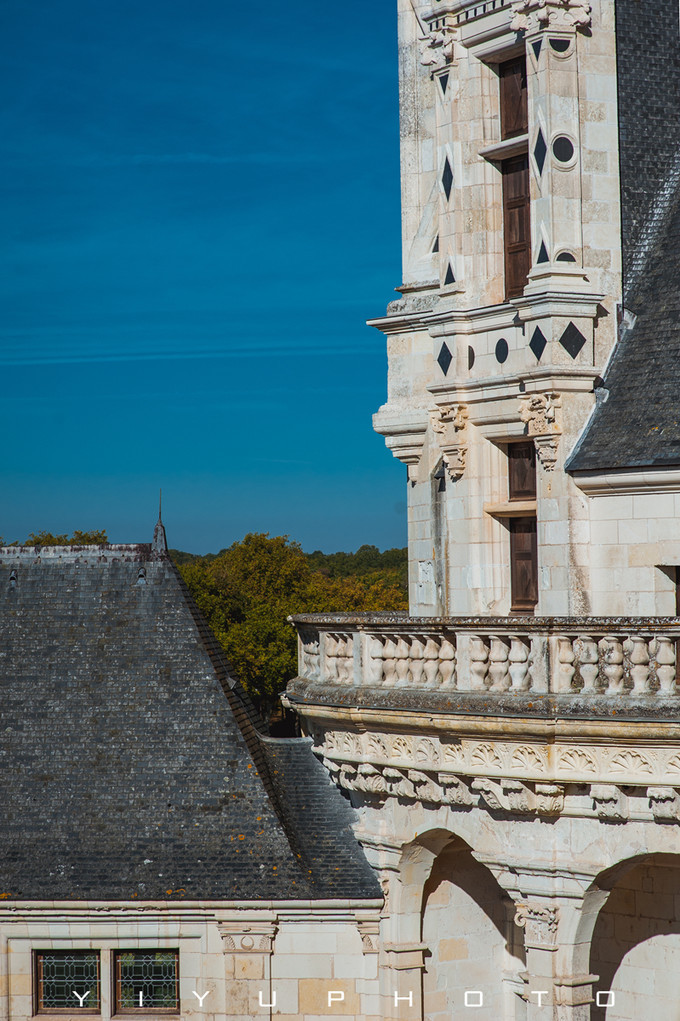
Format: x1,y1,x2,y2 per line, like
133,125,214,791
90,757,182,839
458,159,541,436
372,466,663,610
655,636,676,695
336,635,349,684
629,635,651,694
578,634,599,692
439,637,456,689
423,637,440,687
366,634,384,687
394,636,410,686
325,634,338,682
488,636,510,692
470,635,490,691
601,636,624,693
508,636,530,692
409,637,425,687
382,637,397,687
556,636,576,692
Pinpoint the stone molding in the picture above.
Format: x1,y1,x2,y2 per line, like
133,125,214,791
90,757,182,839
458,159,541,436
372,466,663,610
510,0,591,33
431,403,469,479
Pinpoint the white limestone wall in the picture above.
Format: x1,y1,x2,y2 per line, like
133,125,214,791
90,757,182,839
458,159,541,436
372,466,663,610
583,490,680,615
0,907,380,1021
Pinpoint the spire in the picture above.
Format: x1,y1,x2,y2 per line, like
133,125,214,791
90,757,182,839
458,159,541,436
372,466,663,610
152,489,167,553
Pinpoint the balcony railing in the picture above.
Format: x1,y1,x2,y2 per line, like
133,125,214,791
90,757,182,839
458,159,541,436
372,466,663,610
290,614,680,698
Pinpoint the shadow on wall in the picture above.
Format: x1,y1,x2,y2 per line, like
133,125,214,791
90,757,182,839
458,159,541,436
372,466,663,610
420,834,525,1021
590,853,680,1021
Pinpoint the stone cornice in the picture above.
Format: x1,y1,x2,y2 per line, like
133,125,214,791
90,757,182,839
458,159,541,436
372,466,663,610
572,468,680,494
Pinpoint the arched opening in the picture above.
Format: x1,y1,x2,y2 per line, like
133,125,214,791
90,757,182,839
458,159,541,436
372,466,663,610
420,833,526,1020
590,853,680,1020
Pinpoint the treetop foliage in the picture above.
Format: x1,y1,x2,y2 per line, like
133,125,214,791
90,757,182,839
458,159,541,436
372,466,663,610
175,533,408,716
0,529,108,546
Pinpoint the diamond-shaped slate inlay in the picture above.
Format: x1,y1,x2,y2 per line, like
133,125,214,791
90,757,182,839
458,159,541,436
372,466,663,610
444,263,455,285
534,129,547,175
442,158,453,200
439,72,449,95
529,326,547,361
559,322,586,359
531,38,542,61
432,235,439,253
537,241,549,263
437,342,453,375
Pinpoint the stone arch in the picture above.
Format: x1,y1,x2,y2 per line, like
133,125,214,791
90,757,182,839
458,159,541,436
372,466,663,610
586,853,680,1020
416,829,526,1021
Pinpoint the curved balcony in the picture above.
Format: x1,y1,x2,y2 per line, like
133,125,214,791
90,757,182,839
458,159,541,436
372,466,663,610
287,614,680,720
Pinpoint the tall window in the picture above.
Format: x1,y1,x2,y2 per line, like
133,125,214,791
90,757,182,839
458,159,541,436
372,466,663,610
508,441,538,612
35,952,100,1013
499,57,531,299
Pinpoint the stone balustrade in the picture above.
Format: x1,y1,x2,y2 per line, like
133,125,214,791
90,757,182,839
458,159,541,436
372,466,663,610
291,614,680,697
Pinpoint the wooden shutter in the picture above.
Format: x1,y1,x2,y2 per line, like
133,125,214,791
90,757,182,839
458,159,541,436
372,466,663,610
510,517,538,612
499,57,528,139
508,441,536,500
503,154,531,299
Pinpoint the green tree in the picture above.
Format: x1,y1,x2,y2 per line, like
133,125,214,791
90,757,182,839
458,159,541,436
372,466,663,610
177,533,408,718
1,530,108,546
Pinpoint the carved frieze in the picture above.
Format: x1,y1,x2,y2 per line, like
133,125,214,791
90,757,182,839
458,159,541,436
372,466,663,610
510,0,591,33
315,728,680,822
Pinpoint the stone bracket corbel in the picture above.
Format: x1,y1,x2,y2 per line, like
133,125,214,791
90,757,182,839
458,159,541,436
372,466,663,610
511,0,591,33
430,402,468,480
419,10,459,71
519,392,561,471
218,919,278,954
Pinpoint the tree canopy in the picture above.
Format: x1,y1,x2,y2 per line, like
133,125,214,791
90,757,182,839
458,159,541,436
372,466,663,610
0,529,108,546
175,533,407,717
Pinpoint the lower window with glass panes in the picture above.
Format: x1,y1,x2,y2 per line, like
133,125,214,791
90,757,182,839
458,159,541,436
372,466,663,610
34,950,180,1015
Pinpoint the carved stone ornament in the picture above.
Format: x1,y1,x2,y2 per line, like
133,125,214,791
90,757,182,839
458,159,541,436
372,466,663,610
534,435,559,471
218,922,278,954
431,403,468,480
519,392,560,436
591,783,628,822
356,918,380,954
510,0,591,33
419,15,458,70
535,782,565,816
519,392,561,471
648,786,680,823
515,903,560,948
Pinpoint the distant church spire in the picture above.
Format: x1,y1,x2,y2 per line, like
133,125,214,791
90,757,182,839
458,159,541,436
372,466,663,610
152,489,167,553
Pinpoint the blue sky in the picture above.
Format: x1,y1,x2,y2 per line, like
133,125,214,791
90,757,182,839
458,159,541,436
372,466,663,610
0,0,404,553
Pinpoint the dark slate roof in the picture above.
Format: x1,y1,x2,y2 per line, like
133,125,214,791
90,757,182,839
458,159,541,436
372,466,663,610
566,0,680,472
0,543,379,901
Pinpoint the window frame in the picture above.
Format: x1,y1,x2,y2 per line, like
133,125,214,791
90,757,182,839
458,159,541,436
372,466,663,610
112,950,180,1017
34,950,101,1016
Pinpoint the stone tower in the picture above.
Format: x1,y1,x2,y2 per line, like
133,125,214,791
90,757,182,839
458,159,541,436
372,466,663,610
287,1,680,1018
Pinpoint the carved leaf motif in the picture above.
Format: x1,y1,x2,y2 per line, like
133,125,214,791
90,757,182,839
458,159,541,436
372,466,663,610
392,736,413,761
511,745,546,772
415,738,438,764
558,748,597,774
443,742,465,766
367,735,387,759
470,743,503,770
609,750,653,775
667,754,680,775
